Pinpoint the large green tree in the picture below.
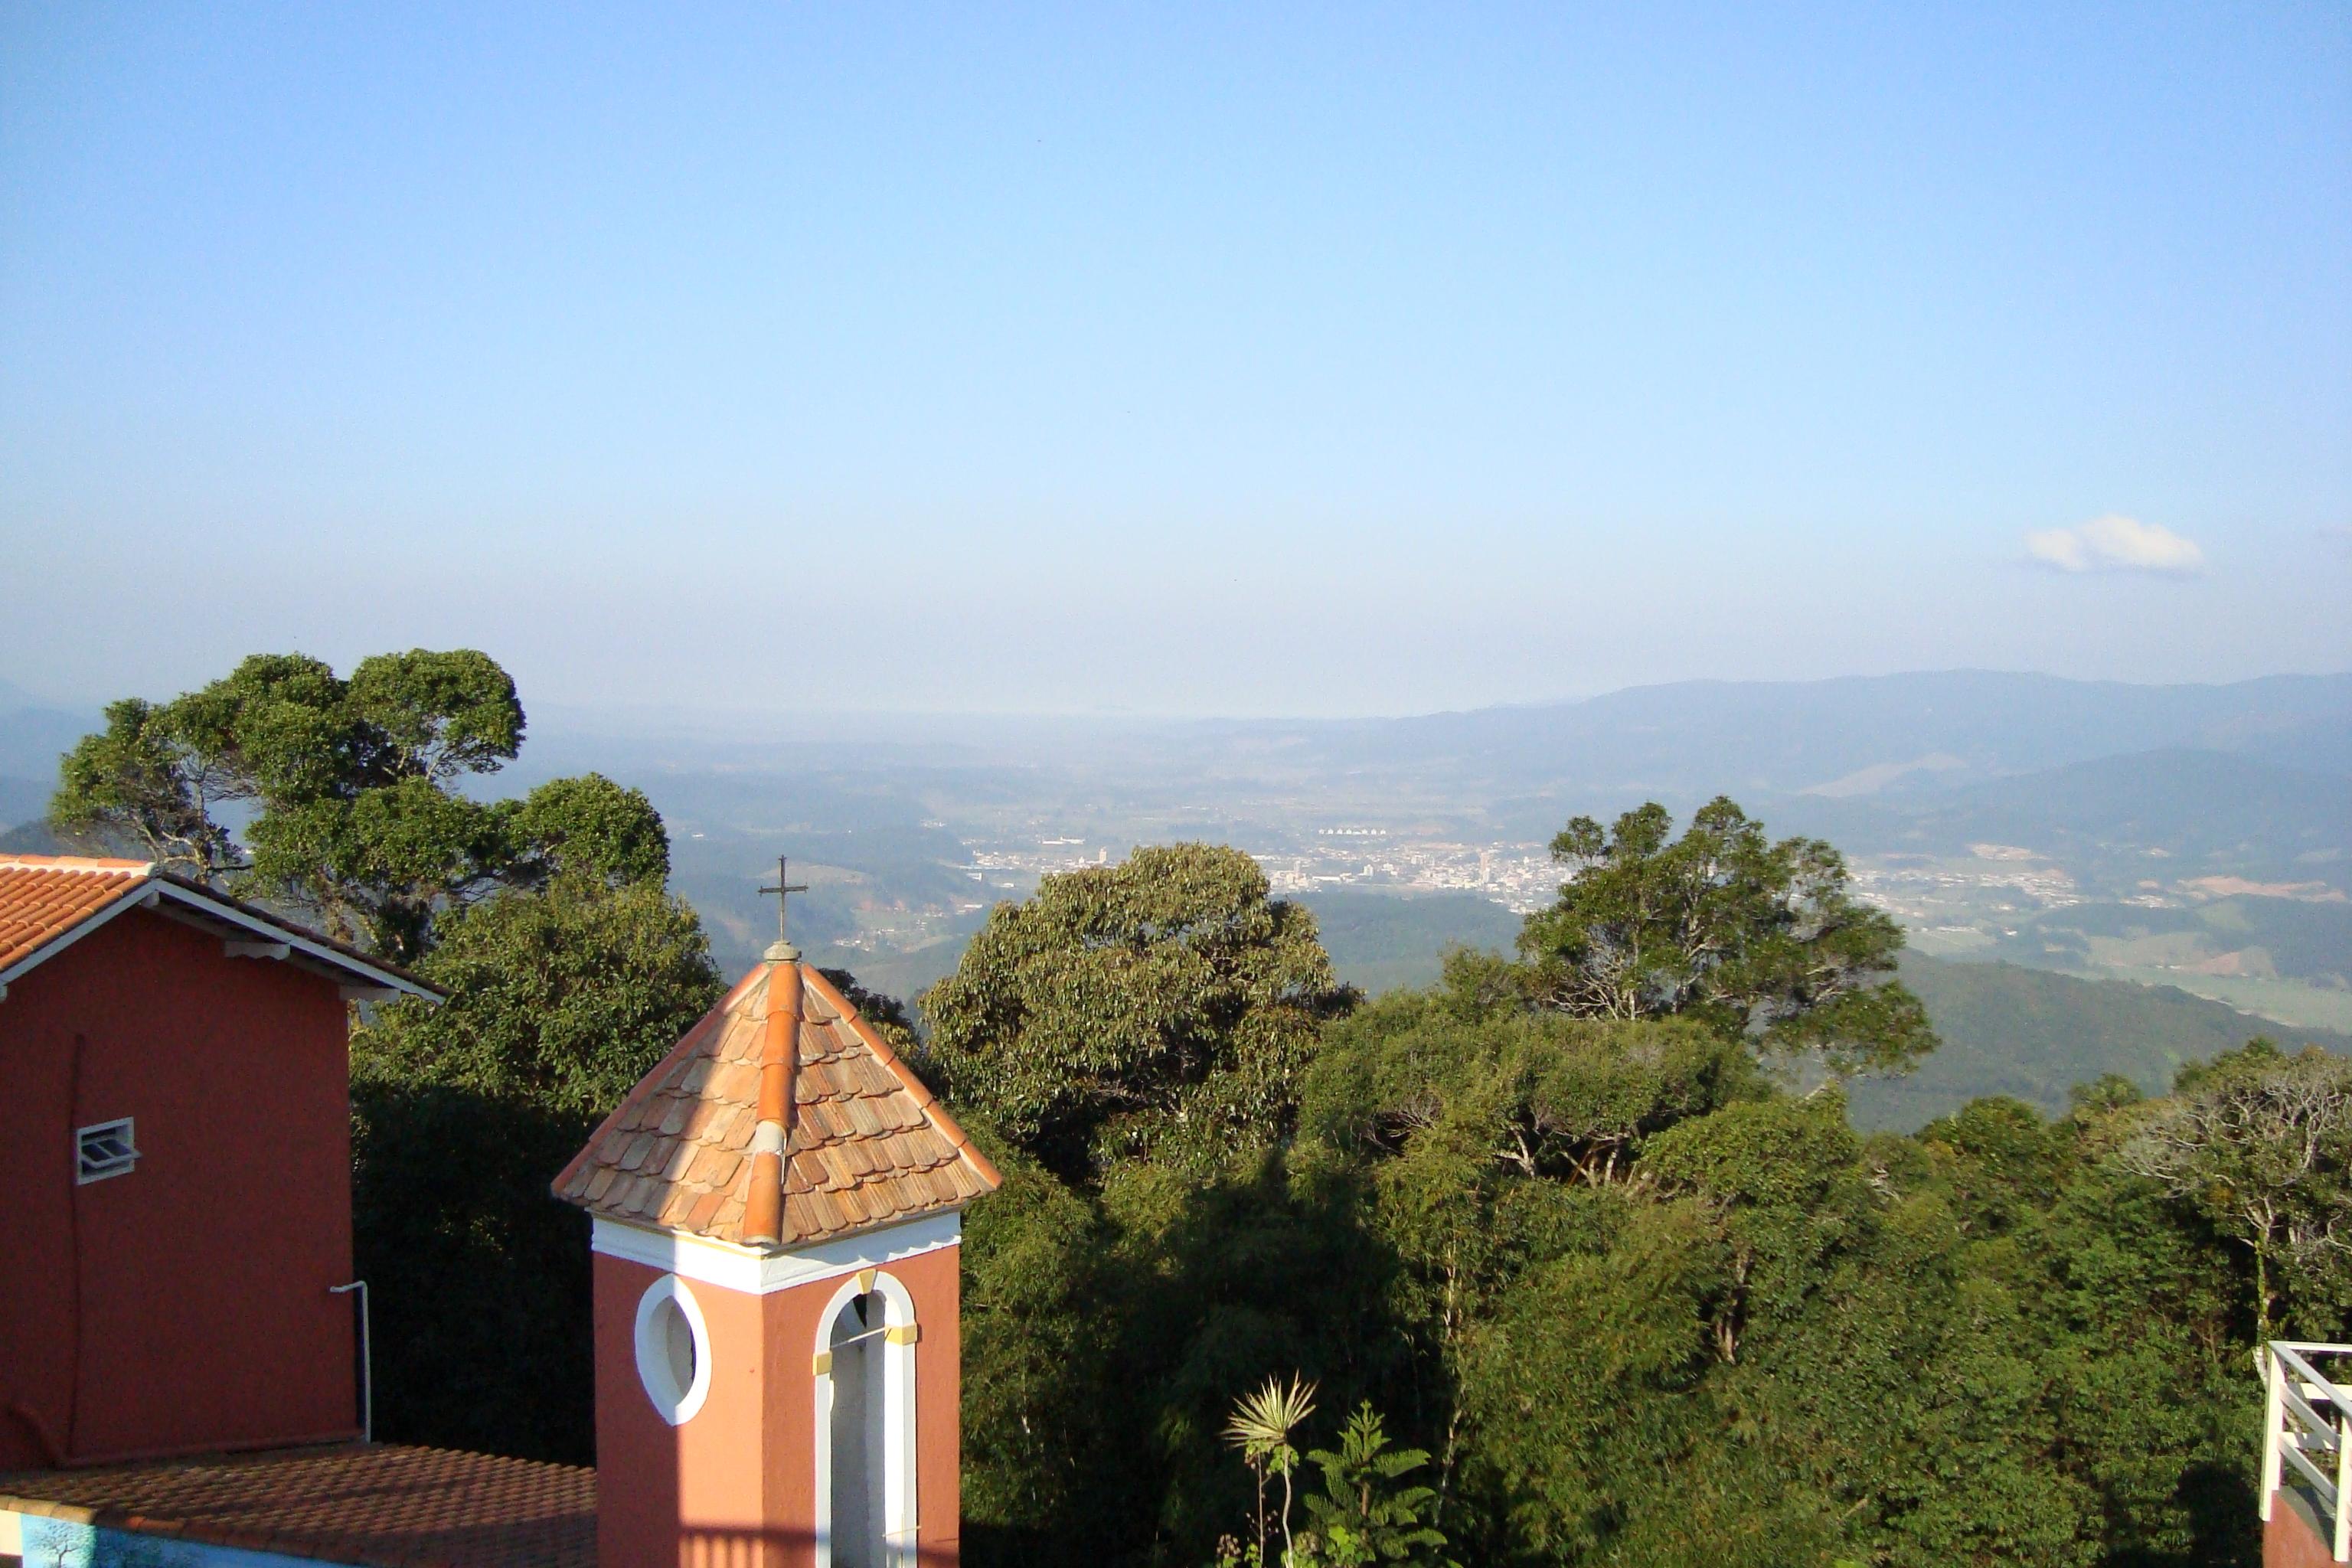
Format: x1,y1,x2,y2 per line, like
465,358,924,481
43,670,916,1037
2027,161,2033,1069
1294,985,1763,1537
1517,797,1936,1075
1300,998,2260,1566
923,843,1358,1181
2120,1039,2352,1341
54,648,728,1462
351,872,726,1461
51,648,665,961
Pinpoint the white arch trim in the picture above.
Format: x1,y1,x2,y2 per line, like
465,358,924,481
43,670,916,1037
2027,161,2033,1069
632,1274,713,1426
812,1269,920,1568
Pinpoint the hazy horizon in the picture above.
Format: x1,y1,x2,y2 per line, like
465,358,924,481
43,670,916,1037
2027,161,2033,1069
8,662,2350,737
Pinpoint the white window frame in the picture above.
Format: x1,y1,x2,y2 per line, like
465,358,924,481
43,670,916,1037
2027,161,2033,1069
633,1274,713,1426
75,1117,139,1184
812,1269,919,1567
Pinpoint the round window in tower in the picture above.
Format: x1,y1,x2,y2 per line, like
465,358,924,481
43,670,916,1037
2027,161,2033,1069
633,1275,713,1425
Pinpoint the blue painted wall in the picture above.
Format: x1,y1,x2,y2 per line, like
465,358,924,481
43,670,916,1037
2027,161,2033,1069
11,1513,353,1568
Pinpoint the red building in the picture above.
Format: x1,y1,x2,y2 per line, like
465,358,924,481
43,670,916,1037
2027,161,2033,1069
0,854,437,1472
0,857,1000,1567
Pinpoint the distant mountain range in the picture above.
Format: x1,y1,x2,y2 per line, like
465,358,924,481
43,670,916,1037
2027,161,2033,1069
14,666,2350,794
0,774,49,833
0,686,94,786
1175,668,2352,801
1774,743,2352,890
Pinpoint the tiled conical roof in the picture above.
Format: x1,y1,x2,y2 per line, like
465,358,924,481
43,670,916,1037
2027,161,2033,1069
551,964,1000,1250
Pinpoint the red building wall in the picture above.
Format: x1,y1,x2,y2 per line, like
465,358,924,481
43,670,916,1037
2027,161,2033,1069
0,907,359,1469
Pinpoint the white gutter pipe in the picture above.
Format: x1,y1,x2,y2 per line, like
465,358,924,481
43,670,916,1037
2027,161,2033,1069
329,1281,372,1443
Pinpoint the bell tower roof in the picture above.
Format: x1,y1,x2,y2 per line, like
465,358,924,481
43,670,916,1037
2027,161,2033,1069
553,962,1001,1250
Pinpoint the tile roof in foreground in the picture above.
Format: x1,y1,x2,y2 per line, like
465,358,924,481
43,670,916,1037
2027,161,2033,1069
0,855,151,976
0,854,437,998
553,962,1001,1251
0,1443,595,1568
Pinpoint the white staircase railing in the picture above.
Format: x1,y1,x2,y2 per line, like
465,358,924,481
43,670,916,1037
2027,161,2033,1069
2265,1341,2352,1562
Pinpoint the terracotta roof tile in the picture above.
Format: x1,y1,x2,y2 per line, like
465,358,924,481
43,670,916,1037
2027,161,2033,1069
0,1443,596,1568
553,963,1002,1251
0,857,152,976
0,854,438,998
686,1188,726,1231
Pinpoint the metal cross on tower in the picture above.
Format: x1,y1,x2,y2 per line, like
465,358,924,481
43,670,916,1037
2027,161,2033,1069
759,854,808,958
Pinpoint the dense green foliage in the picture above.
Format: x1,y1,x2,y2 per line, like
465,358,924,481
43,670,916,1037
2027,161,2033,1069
946,822,2313,1568
1518,798,1936,1073
351,872,724,1461
1295,1404,1449,1566
2119,1040,2352,1343
923,844,1358,1181
51,649,667,960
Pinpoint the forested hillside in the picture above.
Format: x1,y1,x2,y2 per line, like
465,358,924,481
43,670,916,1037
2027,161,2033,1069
931,835,2285,1568
1292,890,1522,993
1849,954,2352,1130
30,651,2352,1566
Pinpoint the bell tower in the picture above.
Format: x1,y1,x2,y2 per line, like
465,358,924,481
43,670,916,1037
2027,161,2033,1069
554,923,1000,1567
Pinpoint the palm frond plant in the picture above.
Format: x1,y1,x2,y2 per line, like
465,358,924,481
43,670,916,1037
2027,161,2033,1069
1223,1374,1318,1566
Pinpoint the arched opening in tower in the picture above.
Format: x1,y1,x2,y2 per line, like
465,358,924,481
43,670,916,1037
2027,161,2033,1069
828,1290,890,1566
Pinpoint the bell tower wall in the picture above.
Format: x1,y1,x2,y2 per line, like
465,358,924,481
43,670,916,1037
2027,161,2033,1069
589,1216,965,1568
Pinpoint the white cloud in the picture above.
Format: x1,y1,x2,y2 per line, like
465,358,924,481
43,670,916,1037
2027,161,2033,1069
2024,514,2205,574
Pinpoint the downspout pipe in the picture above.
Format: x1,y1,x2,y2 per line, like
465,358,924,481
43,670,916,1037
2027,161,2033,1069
329,1281,371,1443
740,946,801,1249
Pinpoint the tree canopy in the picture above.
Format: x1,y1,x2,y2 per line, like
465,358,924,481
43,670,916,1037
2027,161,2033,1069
51,649,666,961
940,825,2289,1568
354,874,724,1117
922,843,1359,1180
155,710,2298,1568
1516,796,1937,1074
2120,1038,2352,1341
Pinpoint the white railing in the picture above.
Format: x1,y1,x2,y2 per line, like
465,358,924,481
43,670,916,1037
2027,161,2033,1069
2265,1341,2352,1562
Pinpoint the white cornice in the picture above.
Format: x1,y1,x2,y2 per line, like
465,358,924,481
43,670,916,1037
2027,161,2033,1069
590,1210,962,1296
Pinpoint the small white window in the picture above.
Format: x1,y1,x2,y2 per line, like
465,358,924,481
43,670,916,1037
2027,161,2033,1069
633,1276,713,1425
76,1119,139,1184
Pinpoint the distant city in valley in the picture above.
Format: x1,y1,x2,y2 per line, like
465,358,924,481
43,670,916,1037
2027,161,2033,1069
6,667,2349,1128
965,831,1568,910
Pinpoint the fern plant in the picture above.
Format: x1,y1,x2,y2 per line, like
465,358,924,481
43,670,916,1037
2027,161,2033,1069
1299,1403,1450,1566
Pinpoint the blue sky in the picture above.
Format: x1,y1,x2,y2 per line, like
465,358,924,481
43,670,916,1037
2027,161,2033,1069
2,3,2346,717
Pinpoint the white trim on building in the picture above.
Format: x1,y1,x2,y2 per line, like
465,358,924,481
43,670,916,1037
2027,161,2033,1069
632,1275,714,1426
590,1210,961,1297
